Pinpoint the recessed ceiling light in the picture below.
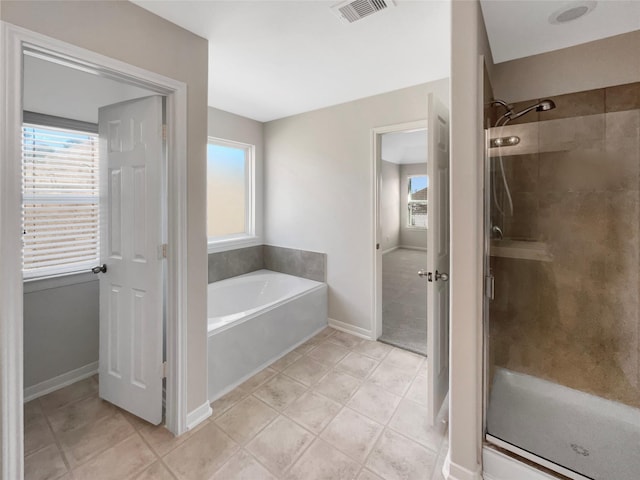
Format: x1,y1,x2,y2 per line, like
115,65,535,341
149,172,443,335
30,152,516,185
549,1,597,25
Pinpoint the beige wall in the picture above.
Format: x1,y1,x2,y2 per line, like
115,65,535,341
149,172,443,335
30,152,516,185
491,30,640,103
448,0,493,478
380,160,400,252
1,1,209,413
264,79,449,334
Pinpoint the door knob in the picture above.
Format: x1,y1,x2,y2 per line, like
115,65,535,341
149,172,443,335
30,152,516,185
418,270,433,282
435,270,449,282
92,264,107,274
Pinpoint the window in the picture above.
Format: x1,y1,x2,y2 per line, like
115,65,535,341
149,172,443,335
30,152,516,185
407,174,428,228
22,119,100,279
207,137,255,250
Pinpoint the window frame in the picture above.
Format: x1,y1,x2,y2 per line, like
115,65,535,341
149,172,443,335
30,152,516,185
21,112,101,281
406,173,428,230
206,136,257,253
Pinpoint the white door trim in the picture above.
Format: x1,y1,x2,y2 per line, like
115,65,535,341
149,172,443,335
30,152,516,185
370,120,428,340
0,22,189,480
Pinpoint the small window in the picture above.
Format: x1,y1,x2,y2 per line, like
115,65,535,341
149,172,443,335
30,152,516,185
22,122,100,279
207,138,255,249
407,175,428,228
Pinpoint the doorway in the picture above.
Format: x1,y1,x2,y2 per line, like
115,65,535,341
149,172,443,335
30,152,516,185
1,24,190,479
377,129,429,355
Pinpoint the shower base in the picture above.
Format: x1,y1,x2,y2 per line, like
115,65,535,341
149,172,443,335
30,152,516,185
486,368,640,480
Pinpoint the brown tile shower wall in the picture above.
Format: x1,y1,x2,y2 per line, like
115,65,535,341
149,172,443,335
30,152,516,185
208,245,326,283
490,82,640,408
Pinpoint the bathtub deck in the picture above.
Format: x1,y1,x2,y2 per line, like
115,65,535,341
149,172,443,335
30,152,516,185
24,328,448,479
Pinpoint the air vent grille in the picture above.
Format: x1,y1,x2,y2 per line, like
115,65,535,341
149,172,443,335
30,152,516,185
331,0,395,24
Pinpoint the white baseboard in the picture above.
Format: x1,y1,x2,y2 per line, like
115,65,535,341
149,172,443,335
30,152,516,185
399,245,428,252
444,454,482,480
24,361,98,402
381,246,399,255
483,446,566,480
328,318,373,340
186,401,212,430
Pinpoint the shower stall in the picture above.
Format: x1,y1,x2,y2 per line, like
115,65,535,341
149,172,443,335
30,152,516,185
483,83,640,480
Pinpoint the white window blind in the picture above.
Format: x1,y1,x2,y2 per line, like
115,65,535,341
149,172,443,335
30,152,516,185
22,122,100,279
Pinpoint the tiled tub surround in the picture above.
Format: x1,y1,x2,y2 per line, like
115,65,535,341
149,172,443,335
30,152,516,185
208,245,326,283
25,329,448,480
488,82,640,409
208,270,328,401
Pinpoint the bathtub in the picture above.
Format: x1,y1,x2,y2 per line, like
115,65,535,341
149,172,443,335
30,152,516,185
207,269,327,401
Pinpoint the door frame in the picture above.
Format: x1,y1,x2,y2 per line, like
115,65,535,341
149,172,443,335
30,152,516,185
371,120,428,340
1,23,189,479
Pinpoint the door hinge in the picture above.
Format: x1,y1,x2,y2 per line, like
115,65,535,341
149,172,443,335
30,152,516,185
158,243,168,259
162,361,168,379
485,274,495,300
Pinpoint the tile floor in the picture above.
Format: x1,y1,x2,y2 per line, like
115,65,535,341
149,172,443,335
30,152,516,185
380,248,428,355
24,327,448,480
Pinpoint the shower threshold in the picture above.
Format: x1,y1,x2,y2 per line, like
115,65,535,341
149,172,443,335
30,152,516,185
486,368,640,480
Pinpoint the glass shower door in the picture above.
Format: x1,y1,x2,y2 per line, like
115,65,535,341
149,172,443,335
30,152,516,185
484,84,640,480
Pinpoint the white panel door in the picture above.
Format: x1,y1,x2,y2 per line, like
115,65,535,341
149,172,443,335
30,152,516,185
98,96,163,425
426,93,450,425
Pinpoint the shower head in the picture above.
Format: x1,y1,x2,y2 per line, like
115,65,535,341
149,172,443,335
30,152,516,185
508,99,556,121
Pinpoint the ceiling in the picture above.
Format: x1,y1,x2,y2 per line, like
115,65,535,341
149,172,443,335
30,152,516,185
381,130,427,165
132,0,639,122
132,0,450,122
480,0,640,64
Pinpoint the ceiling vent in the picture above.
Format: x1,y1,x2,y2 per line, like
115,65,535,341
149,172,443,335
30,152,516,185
331,0,396,24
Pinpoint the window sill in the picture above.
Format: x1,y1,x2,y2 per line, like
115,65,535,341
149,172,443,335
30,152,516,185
207,235,261,254
24,270,97,294
405,226,428,231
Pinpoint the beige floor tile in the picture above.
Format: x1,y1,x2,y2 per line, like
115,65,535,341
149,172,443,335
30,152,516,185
211,449,277,480
24,409,56,457
368,362,415,397
39,378,98,413
138,419,205,457
164,423,239,480
313,327,337,340
133,461,175,480
307,342,350,366
215,396,278,444
284,391,342,434
270,351,302,372
57,412,134,468
282,356,330,386
357,469,385,480
24,444,68,480
388,399,445,452
286,439,360,480
320,407,383,463
366,428,437,480
239,367,278,391
313,370,361,404
326,331,363,349
352,341,392,361
47,396,117,434
293,342,318,355
254,375,307,410
405,374,428,406
71,434,155,480
210,384,252,419
336,352,379,379
383,348,425,374
347,382,401,424
246,416,314,476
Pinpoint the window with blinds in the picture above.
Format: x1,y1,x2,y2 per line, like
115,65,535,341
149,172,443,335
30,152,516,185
22,122,100,279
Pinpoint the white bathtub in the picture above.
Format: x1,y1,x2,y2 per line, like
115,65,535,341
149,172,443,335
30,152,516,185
207,270,327,401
